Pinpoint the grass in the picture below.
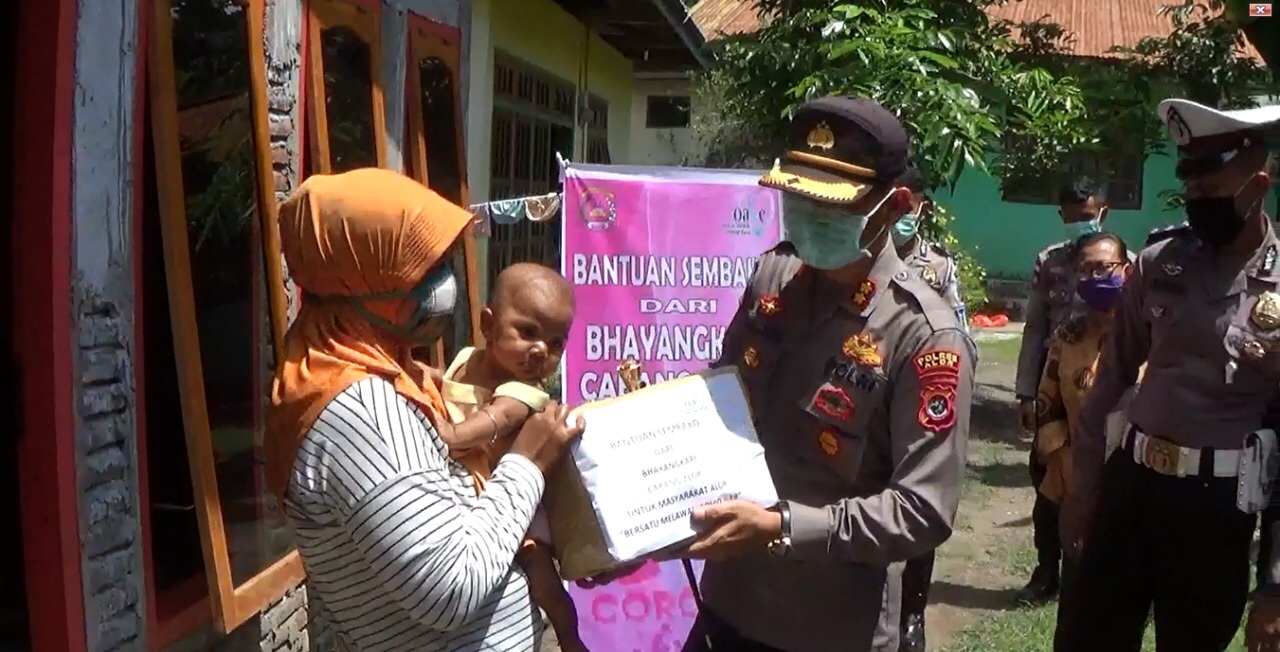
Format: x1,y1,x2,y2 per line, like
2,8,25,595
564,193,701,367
945,461,1249,652
974,334,1022,367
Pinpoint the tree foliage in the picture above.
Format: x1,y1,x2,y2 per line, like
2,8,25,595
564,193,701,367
695,0,1099,192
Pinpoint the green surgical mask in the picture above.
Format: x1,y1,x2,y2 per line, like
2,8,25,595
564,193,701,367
891,213,920,248
1065,219,1101,240
783,191,893,270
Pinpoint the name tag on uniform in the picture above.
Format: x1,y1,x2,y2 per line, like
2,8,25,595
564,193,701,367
826,357,886,392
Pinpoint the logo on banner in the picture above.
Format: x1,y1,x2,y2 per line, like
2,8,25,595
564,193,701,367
723,193,770,237
580,187,618,230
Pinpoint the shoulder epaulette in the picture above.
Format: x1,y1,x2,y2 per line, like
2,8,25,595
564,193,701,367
1146,223,1192,247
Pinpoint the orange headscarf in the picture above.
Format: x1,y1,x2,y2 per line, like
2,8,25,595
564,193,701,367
266,168,471,500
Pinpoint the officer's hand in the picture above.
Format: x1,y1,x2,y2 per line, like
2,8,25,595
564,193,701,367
1060,492,1094,560
1017,399,1037,434
1247,594,1280,651
683,500,782,561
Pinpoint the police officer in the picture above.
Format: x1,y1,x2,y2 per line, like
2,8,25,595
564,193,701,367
1058,98,1280,651
675,97,976,652
1013,177,1120,603
893,167,968,330
892,166,967,651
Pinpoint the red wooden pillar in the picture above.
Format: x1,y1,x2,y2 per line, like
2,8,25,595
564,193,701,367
12,0,88,649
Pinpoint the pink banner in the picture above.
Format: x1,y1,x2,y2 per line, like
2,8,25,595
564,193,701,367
560,165,781,650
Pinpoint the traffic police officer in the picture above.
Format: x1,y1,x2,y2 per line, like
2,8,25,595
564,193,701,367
1013,177,1127,603
1059,98,1280,651
675,97,976,652
892,166,967,651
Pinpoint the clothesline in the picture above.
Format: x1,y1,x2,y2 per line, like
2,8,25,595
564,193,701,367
467,191,563,237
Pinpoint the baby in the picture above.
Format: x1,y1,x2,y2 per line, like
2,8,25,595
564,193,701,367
434,262,584,652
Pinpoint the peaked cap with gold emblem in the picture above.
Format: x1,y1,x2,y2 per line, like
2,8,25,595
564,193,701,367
760,96,910,205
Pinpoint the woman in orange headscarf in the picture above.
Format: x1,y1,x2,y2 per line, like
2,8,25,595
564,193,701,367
266,168,581,651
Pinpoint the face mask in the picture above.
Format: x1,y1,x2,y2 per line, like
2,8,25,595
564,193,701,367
318,263,458,346
1186,182,1256,247
784,191,894,270
1064,219,1101,240
891,213,919,248
1076,272,1125,313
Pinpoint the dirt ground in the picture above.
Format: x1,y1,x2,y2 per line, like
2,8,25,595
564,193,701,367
541,328,1037,652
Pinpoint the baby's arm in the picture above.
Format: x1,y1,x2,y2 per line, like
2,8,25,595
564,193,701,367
438,397,532,451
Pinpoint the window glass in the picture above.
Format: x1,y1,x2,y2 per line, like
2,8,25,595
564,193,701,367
171,0,292,587
320,25,379,172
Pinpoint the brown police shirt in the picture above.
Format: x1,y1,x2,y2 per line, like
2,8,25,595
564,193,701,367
701,242,976,652
1074,224,1280,501
1016,241,1139,398
901,236,967,330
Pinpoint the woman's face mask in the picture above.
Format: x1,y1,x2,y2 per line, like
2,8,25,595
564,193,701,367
345,263,458,346
783,191,894,270
1075,259,1128,314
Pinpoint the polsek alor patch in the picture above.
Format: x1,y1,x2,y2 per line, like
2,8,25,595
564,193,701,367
914,349,961,434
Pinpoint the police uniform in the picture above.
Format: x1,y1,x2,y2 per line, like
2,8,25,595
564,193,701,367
686,97,977,652
1058,98,1280,651
901,236,968,330
898,234,967,651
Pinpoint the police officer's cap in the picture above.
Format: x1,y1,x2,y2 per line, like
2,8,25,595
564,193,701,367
760,97,910,205
1157,98,1280,180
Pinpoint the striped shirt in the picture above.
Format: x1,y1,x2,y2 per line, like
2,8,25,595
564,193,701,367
283,377,546,651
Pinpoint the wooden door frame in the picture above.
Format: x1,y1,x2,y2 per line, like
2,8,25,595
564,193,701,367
11,0,87,649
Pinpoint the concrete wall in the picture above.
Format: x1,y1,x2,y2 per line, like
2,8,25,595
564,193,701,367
465,0,636,298
71,0,146,649
629,77,701,167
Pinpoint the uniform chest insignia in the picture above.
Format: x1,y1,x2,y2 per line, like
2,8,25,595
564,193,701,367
920,265,938,286
1264,245,1277,275
1252,292,1280,330
817,429,841,457
842,333,883,368
913,349,962,435
757,294,782,317
852,280,877,311
1162,262,1183,277
1244,339,1267,360
742,346,760,368
813,386,855,421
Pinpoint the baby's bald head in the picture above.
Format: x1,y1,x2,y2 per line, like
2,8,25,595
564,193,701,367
481,263,574,382
490,263,575,314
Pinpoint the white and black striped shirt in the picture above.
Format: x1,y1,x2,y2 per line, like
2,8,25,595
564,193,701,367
283,377,545,651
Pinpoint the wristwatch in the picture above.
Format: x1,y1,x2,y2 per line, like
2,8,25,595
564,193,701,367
766,501,793,557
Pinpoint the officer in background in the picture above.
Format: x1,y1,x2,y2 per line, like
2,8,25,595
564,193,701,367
893,167,968,330
675,97,977,652
1059,98,1280,651
892,166,967,651
1013,178,1120,604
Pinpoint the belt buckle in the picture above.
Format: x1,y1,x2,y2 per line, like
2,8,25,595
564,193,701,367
1144,437,1182,476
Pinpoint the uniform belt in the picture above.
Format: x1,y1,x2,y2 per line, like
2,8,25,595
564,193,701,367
1125,426,1238,478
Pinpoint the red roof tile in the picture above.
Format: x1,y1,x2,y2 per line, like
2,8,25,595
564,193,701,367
690,0,764,38
691,0,1262,62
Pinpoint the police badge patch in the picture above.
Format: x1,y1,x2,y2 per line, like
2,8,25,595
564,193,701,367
914,349,962,434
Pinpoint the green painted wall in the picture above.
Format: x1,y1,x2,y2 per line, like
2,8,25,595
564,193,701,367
940,146,1280,279
937,147,1182,278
